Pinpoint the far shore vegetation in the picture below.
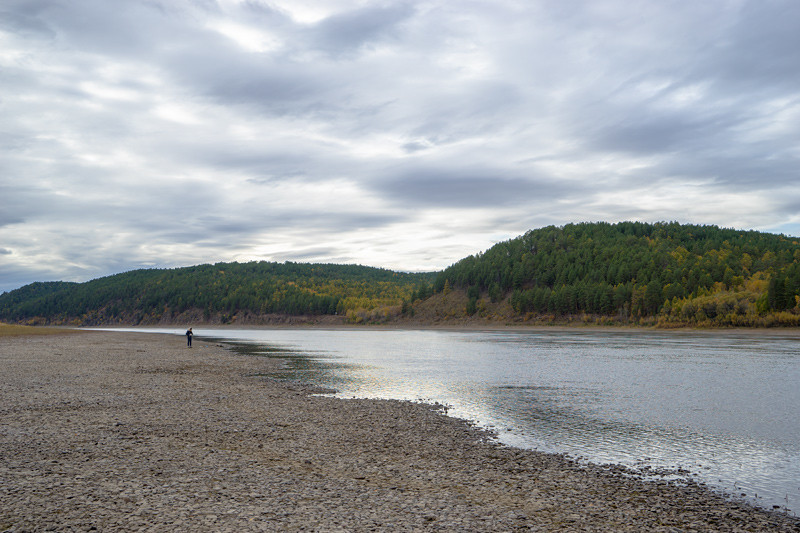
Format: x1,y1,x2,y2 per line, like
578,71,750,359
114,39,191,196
0,323,75,337
1,222,799,329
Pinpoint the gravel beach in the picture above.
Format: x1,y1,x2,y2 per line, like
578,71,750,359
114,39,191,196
1,331,798,532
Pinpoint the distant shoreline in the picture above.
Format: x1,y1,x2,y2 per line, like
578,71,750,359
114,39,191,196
82,320,800,338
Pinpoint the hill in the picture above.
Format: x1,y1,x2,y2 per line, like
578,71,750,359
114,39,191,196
3,222,799,328
0,262,435,326
407,221,800,327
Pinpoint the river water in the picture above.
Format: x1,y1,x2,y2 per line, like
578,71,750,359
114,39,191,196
110,327,800,513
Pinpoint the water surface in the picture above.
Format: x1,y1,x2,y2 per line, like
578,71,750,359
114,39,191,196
109,327,800,513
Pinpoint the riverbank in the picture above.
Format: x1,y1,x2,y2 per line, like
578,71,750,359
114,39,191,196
1,331,797,531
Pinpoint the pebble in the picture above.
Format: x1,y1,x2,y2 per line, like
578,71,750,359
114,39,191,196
0,331,798,532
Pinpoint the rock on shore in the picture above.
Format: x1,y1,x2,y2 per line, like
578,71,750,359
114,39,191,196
1,331,797,532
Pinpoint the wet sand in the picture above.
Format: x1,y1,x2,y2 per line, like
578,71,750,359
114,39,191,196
1,331,797,531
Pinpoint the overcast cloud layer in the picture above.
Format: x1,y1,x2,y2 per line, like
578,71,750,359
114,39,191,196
2,0,799,292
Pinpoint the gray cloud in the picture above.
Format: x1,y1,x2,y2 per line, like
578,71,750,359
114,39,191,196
698,1,800,92
1,0,799,293
375,168,567,209
307,3,416,57
586,103,747,158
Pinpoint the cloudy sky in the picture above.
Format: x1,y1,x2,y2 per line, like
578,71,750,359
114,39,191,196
1,0,799,293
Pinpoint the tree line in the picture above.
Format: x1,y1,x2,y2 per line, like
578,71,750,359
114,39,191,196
0,261,435,326
3,222,799,327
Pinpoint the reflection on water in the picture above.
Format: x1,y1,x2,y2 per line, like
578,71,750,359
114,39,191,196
105,327,800,513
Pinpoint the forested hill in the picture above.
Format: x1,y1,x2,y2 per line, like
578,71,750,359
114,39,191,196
0,262,435,326
416,221,800,327
3,222,800,328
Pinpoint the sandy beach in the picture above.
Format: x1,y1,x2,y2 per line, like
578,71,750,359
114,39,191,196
1,331,797,532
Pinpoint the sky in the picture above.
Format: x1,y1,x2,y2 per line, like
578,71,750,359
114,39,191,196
1,0,799,293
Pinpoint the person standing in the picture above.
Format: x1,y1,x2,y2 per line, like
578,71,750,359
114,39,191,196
186,327,193,347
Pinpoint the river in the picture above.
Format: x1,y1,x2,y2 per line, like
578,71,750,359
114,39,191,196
108,326,800,514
